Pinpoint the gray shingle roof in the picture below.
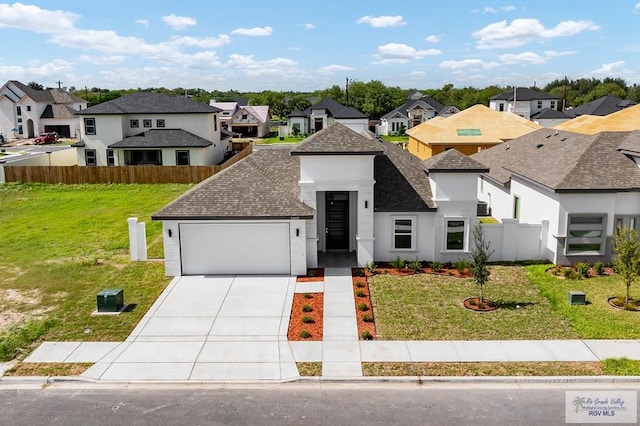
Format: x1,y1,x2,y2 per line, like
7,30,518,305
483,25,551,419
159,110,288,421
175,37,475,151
154,124,439,220
108,129,213,148
290,123,383,155
288,98,368,119
568,95,637,117
40,104,76,119
76,92,221,115
422,148,489,173
10,80,53,103
490,87,558,101
50,88,84,104
152,149,314,220
472,128,640,192
531,108,572,120
382,96,445,120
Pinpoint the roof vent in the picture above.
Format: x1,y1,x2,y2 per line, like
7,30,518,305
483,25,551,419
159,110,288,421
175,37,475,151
536,143,544,149
560,137,567,142
545,134,551,138
504,143,510,150
554,130,559,136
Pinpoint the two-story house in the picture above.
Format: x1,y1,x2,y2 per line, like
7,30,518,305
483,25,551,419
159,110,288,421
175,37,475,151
209,101,270,138
489,87,559,120
377,92,459,136
0,80,87,139
73,92,224,166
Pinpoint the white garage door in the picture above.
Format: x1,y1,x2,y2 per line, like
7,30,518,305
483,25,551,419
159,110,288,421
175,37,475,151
180,223,291,275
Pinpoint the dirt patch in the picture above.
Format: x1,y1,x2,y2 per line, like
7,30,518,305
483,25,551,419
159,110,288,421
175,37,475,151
288,293,324,340
0,289,57,331
5,362,92,377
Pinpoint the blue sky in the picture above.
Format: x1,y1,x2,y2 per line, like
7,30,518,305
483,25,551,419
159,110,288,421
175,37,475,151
0,1,638,91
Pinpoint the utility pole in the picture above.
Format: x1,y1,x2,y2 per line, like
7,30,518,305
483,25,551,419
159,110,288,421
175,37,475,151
55,80,63,89
345,77,349,107
562,75,568,111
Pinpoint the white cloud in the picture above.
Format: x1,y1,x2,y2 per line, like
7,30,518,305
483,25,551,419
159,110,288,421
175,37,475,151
168,35,231,49
78,55,126,65
474,5,516,14
319,64,354,73
439,59,500,70
635,2,640,13
287,46,300,51
231,26,272,36
499,50,573,64
0,59,74,80
0,2,78,33
357,15,406,28
373,43,441,64
162,14,196,31
425,35,441,43
473,18,600,49
300,23,315,30
135,19,149,28
225,54,301,77
409,71,426,77
591,61,626,75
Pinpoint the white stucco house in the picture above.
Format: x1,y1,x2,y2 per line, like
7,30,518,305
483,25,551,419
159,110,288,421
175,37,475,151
287,98,368,135
473,128,640,265
73,92,225,166
377,92,458,136
152,123,489,276
0,80,87,139
210,101,270,137
489,87,559,120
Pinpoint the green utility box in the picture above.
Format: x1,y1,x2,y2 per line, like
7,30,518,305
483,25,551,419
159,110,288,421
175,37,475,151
97,289,124,312
568,291,586,305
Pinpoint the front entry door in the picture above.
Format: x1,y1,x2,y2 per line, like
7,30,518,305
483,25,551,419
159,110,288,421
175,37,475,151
326,192,349,250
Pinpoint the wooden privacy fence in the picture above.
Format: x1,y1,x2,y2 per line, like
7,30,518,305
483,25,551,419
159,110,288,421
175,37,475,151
3,145,252,184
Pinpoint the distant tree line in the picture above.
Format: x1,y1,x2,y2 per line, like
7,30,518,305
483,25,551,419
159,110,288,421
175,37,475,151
30,76,639,120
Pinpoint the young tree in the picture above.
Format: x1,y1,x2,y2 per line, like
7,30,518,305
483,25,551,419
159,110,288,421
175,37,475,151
613,227,640,304
470,225,494,302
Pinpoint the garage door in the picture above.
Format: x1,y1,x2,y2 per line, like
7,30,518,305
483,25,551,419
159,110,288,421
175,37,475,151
180,223,291,275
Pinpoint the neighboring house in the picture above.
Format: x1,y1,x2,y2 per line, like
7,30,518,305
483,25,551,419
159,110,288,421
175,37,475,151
489,87,559,120
152,123,488,276
473,127,640,265
287,98,368,135
377,92,459,136
210,101,270,137
0,80,87,139
554,103,640,135
407,104,541,160
567,95,637,117
531,108,572,128
73,92,224,166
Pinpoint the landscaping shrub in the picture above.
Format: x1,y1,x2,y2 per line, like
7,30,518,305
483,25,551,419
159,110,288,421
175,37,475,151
355,280,365,288
389,256,407,269
563,268,576,280
299,330,311,338
0,318,58,362
361,330,373,340
454,259,470,273
303,293,313,299
365,261,377,275
593,261,605,275
301,316,314,324
361,313,373,322
355,290,366,298
575,262,590,280
409,260,422,273
431,261,443,272
357,302,369,311
302,304,313,312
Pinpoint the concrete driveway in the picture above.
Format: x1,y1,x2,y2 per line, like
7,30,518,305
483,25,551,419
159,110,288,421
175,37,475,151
80,275,298,381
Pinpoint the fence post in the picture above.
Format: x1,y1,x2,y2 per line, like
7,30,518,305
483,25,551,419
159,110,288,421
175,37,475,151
0,163,5,183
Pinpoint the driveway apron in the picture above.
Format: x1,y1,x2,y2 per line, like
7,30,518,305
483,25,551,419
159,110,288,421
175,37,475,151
81,275,298,382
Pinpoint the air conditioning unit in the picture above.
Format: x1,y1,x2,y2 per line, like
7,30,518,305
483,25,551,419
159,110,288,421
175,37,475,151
477,202,491,217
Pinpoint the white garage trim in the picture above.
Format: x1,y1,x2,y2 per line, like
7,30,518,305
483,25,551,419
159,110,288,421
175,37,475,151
180,222,291,275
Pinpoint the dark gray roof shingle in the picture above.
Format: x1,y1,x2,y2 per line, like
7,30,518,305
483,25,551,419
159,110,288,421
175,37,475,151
568,95,637,117
382,96,445,120
108,129,213,148
473,128,640,191
490,87,558,101
287,98,367,119
422,149,489,173
40,104,77,119
531,108,572,120
76,92,221,115
290,123,383,155
10,80,53,103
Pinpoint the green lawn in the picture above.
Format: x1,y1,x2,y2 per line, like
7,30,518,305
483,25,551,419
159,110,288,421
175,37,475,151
253,136,304,144
380,135,409,143
0,183,190,359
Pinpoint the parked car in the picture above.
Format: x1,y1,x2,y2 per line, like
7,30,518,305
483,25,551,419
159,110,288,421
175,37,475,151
33,132,58,144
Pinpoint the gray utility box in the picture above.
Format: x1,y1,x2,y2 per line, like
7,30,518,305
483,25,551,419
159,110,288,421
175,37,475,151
568,291,586,305
97,289,124,312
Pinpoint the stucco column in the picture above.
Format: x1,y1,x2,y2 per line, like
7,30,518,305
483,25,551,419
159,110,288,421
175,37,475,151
356,184,375,266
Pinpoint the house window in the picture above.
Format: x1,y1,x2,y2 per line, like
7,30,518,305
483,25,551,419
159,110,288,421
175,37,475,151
550,100,556,109
513,195,520,219
143,119,152,128
106,149,115,166
176,150,190,166
537,100,543,109
214,115,218,132
85,149,97,166
26,106,31,112
16,106,21,116
499,103,504,112
84,118,96,135
446,219,466,251
17,118,22,123
124,150,162,165
130,119,139,128
156,119,165,128
393,217,415,250
566,215,606,254
615,216,639,232
242,113,248,120
18,125,23,134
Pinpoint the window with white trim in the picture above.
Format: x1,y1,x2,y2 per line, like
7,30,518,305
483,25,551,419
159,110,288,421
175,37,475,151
566,215,606,254
392,217,415,250
106,149,115,166
84,118,96,135
176,150,190,165
85,149,97,166
143,119,152,128
130,119,139,128
445,219,466,251
156,119,165,128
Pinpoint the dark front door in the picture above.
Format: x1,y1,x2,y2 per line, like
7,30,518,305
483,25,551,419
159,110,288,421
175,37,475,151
326,192,349,250
314,118,323,132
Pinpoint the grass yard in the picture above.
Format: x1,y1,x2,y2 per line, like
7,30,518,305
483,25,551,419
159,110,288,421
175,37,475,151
0,183,190,360
253,136,304,144
380,135,409,143
369,265,579,340
527,265,640,339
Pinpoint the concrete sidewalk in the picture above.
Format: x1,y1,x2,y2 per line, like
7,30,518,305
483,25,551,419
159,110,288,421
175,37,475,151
16,267,640,383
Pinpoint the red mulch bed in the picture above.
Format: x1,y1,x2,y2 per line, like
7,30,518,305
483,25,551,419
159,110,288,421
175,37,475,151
357,264,472,279
352,273,376,340
463,297,499,312
296,268,325,282
287,292,324,340
547,266,616,279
